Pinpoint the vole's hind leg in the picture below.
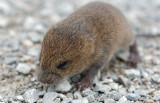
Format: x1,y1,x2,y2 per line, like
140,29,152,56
76,64,100,91
128,42,141,67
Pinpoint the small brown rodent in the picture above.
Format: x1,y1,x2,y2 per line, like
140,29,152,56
37,2,140,90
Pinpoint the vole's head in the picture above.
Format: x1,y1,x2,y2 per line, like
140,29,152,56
37,26,95,85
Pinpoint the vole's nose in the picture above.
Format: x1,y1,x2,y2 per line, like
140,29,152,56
37,72,53,84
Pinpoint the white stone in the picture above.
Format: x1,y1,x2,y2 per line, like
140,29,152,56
109,83,119,90
104,98,115,103
73,91,82,99
94,84,111,92
118,96,127,102
125,69,140,77
72,98,88,103
16,63,31,74
55,79,72,92
22,39,33,47
43,92,59,103
23,89,39,103
16,95,24,101
153,93,160,101
0,16,9,27
152,74,160,83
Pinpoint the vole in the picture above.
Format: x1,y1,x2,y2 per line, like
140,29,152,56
37,2,141,90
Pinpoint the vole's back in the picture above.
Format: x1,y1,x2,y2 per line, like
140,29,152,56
62,2,134,61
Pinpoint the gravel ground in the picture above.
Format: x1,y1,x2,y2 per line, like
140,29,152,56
0,0,160,103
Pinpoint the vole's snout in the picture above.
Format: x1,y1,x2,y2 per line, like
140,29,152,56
37,70,60,85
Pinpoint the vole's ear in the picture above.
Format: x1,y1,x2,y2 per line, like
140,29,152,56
81,35,95,55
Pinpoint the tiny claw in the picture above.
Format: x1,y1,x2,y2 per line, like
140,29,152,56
128,42,141,67
76,80,93,91
128,53,141,67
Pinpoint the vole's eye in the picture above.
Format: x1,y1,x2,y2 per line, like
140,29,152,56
57,61,67,69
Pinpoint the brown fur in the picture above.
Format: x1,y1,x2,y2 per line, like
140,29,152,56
37,2,134,84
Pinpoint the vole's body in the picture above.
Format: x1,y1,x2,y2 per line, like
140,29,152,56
38,2,137,89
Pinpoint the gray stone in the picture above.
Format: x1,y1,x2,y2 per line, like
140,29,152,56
47,86,56,92
107,91,122,101
22,39,33,47
126,93,140,101
72,98,88,103
0,1,12,14
58,93,71,103
24,16,37,29
15,95,24,101
104,98,115,103
109,83,119,90
4,57,17,65
27,47,40,57
152,74,160,83
42,92,59,103
53,98,60,103
94,84,111,92
66,93,73,99
97,94,108,101
16,63,31,74
92,101,103,103
153,93,160,101
100,78,113,84
82,88,95,96
73,91,82,99
7,97,22,103
55,79,72,92
125,69,140,78
23,89,39,103
118,88,127,96
118,96,127,102
4,38,20,51
128,86,135,93
0,16,9,27
29,32,42,43
87,95,95,103
134,89,147,97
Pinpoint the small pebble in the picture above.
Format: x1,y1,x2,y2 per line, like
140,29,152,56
126,93,141,101
107,91,122,101
128,85,135,93
87,95,95,103
15,95,24,101
42,92,59,103
28,32,42,43
66,93,73,99
55,79,72,92
125,69,140,78
109,83,119,90
72,98,88,103
94,84,111,93
23,89,39,103
82,88,95,96
118,96,127,102
152,74,160,83
104,98,115,103
16,63,31,74
134,89,147,97
73,91,82,99
153,93,160,101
